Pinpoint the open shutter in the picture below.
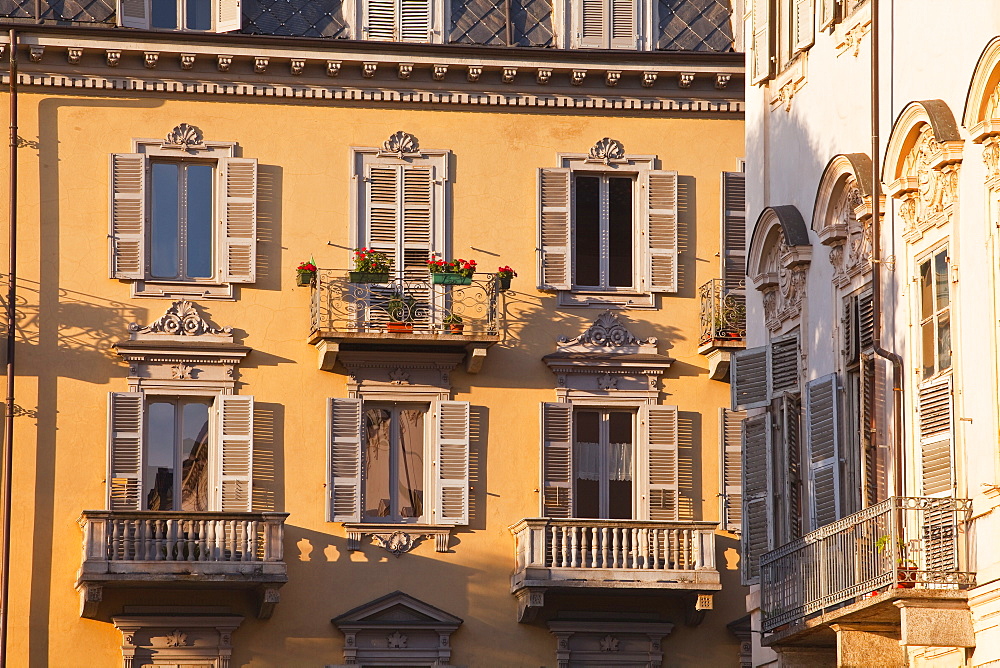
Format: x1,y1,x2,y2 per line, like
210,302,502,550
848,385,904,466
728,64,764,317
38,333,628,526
400,0,431,41
742,413,772,584
860,354,878,506
818,0,838,30
328,398,364,522
609,0,637,49
433,401,470,525
732,346,768,409
641,405,679,521
108,392,144,511
537,168,571,291
366,164,402,276
218,395,253,512
579,0,608,48
220,157,258,283
541,402,573,517
770,334,800,395
750,0,772,84
646,170,678,293
781,394,802,540
918,376,954,497
721,172,747,290
117,0,149,28
793,0,815,51
109,153,147,280
806,374,841,530
366,0,397,40
215,0,241,32
720,408,746,533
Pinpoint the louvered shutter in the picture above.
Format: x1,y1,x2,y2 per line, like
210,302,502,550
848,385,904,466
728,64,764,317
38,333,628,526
721,408,746,533
781,394,802,540
109,153,147,280
400,0,431,41
818,0,838,30
742,413,772,584
861,355,878,506
433,401,470,525
646,170,678,292
806,374,841,530
108,392,144,511
328,398,363,522
579,0,607,48
750,0,772,84
218,395,253,512
537,168,571,291
220,157,258,283
770,334,800,395
641,405,679,521
366,164,401,276
793,0,815,51
858,291,874,352
919,376,954,497
609,0,637,49
117,0,149,28
721,172,747,290
732,346,768,409
215,0,241,32
541,403,573,517
401,165,434,282
366,0,397,40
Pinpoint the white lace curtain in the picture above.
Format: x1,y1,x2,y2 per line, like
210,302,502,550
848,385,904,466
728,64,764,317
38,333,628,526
576,442,633,481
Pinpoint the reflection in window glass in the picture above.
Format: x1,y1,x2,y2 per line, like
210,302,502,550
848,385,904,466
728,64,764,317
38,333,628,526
150,161,214,281
364,406,425,522
186,164,214,278
575,176,601,287
145,398,210,511
151,163,180,279
607,178,633,288
151,0,178,29
364,408,392,519
573,174,635,290
918,248,952,378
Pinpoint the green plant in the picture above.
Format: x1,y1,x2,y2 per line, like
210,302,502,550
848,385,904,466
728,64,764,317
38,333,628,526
387,295,417,322
353,247,391,273
428,256,477,278
876,535,916,566
443,313,463,324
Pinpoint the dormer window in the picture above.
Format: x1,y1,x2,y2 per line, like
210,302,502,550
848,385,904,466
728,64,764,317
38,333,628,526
117,0,241,32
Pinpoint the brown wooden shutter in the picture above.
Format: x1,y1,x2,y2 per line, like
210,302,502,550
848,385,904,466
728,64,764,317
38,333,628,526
109,153,147,280
218,395,253,512
742,413,772,584
108,392,144,511
806,374,841,530
537,168,571,291
220,157,258,283
641,405,679,521
720,408,746,533
433,401,470,526
721,171,747,290
770,334,800,395
780,394,802,540
646,170,679,293
541,402,573,517
732,346,769,410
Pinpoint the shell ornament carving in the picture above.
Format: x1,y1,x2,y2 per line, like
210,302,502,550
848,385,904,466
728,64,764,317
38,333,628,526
130,300,231,336
380,131,420,158
162,123,204,149
588,137,626,165
559,311,654,347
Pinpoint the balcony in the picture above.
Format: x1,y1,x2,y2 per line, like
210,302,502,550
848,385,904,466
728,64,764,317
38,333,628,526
697,279,745,380
76,511,288,619
309,270,502,373
760,497,975,647
509,518,720,622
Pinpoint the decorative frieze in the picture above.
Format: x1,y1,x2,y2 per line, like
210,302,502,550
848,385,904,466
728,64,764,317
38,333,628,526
896,124,962,241
345,525,452,554
130,300,228,337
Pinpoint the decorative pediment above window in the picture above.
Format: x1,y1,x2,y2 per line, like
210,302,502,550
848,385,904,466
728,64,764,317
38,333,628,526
543,311,673,401
378,130,421,159
161,122,206,150
812,155,874,288
115,300,250,390
113,613,243,668
330,592,462,668
748,206,812,333
586,137,628,165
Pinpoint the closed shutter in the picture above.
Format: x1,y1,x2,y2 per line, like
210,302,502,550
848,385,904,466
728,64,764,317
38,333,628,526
328,398,364,522
218,395,253,512
641,405,679,521
750,0,772,84
806,374,841,530
541,403,573,517
732,346,768,410
818,0,838,30
109,153,147,280
919,376,954,496
537,168,571,291
117,0,149,28
400,0,431,41
433,401,470,525
770,334,800,395
793,0,815,51
579,0,607,48
401,166,434,283
721,408,746,533
609,0,637,49
721,172,747,290
366,0,397,40
781,394,802,540
645,170,678,293
220,157,258,283
742,413,772,584
108,392,144,511
366,164,401,275
215,0,241,32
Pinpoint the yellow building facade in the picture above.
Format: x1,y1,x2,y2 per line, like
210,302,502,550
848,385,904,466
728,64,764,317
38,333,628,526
0,4,746,665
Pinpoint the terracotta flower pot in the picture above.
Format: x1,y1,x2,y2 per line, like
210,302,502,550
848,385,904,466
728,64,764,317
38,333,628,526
449,324,465,334
387,322,414,333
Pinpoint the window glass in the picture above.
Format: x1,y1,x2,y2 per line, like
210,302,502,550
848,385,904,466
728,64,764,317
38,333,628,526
151,163,180,279
146,401,176,510
607,177,633,287
607,411,633,519
574,409,634,519
918,248,952,378
574,410,600,519
186,164,214,278
186,0,212,30
151,0,178,29
364,405,426,522
573,174,635,290
150,161,214,281
575,176,601,287
180,402,210,511
935,250,949,310
145,398,211,511
364,408,392,520
397,409,424,519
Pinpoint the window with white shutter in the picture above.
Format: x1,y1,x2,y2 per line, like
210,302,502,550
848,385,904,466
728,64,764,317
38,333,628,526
793,0,815,51
918,375,954,497
720,408,745,533
363,0,434,42
541,402,573,517
119,0,240,31
574,0,641,50
741,413,772,584
750,0,772,84
641,405,679,521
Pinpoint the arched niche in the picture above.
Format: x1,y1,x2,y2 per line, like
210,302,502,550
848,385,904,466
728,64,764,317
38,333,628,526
812,153,874,287
882,100,963,242
963,37,1000,181
748,205,811,331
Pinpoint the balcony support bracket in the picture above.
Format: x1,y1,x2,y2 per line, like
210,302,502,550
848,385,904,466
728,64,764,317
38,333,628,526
830,622,905,667
78,583,102,619
257,586,281,620
317,339,339,371
706,349,732,381
516,587,545,624
465,343,488,374
894,599,976,648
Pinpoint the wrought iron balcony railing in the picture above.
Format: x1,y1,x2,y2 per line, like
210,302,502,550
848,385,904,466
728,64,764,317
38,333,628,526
698,278,746,346
309,269,501,336
759,497,975,633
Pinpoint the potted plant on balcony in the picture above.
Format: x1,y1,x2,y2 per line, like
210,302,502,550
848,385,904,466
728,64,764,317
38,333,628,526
428,256,476,285
443,313,464,334
349,247,391,283
296,259,317,287
386,294,417,333
876,535,918,588
496,265,516,291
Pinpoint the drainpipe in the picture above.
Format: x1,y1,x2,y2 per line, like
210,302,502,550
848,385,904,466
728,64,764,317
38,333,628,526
0,28,17,668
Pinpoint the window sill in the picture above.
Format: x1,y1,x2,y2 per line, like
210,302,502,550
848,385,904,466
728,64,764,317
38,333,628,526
558,290,655,309
130,280,235,300
343,524,453,555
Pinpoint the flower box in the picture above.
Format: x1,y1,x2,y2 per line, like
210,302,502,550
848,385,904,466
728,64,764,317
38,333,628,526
349,271,390,284
497,276,512,291
387,322,414,334
432,273,472,286
296,270,316,287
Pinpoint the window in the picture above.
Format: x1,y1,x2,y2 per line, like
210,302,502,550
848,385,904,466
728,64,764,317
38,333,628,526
362,0,434,42
328,399,469,526
573,175,635,290
749,0,814,84
118,0,241,31
110,130,257,298
573,409,635,519
919,247,951,379
575,0,640,49
108,393,253,512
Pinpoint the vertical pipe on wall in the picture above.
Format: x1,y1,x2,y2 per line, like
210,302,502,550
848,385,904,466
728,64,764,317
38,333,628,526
504,0,513,46
0,27,17,668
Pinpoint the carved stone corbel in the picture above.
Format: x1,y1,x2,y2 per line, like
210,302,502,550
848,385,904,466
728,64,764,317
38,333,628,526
79,583,102,619
180,53,195,70
516,588,545,623
363,62,378,78
105,50,121,67
467,65,482,82
433,64,448,81
536,68,552,84
605,71,621,87
29,45,43,62
257,586,280,619
571,69,587,86
715,73,731,89
254,57,268,73
67,47,82,65
502,67,517,83
397,63,413,80
678,72,695,88
217,55,232,72
143,52,159,69
326,60,341,77
642,71,657,88
290,59,305,75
